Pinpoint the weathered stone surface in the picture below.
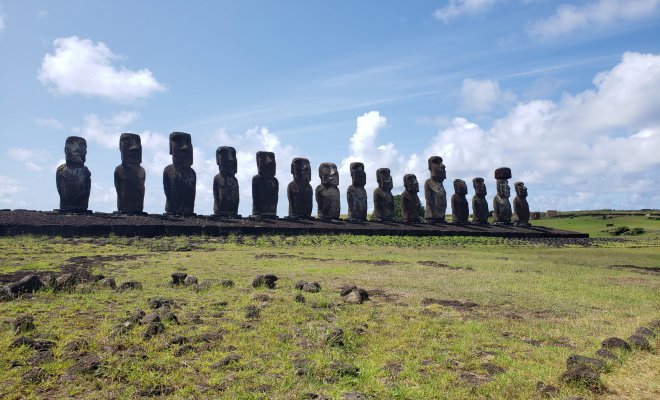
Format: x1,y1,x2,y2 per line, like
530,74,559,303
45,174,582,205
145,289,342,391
141,312,161,325
295,293,306,303
252,151,279,218
245,305,260,319
252,274,278,289
99,278,116,289
634,326,656,338
184,275,198,286
601,337,631,351
116,281,142,291
163,132,196,215
287,158,313,219
23,367,47,383
451,179,469,224
513,182,531,227
535,381,559,398
143,320,165,339
424,156,447,223
56,136,91,212
114,133,145,214
295,281,321,293
566,354,606,371
316,162,340,219
212,354,241,368
13,315,35,333
494,167,512,180
67,353,101,375
628,334,652,350
561,364,602,391
10,337,55,351
27,350,54,366
493,168,512,225
347,162,367,221
471,177,489,224
594,348,618,361
2,274,43,297
342,286,369,304
325,328,344,346
213,146,240,217
149,297,175,309
401,174,421,223
171,272,187,285
372,168,394,221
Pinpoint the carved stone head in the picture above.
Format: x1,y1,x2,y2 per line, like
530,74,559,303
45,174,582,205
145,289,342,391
454,179,467,196
319,162,339,187
497,180,510,199
119,133,142,165
473,177,487,197
428,156,446,180
291,158,311,183
515,181,527,198
403,174,419,193
65,136,87,166
350,162,366,187
216,146,237,175
169,132,193,168
256,151,276,177
376,168,393,191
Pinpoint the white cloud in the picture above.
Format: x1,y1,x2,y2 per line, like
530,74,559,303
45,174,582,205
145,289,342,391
37,36,166,102
8,148,54,172
0,7,5,34
461,78,515,113
36,117,65,130
0,176,25,197
433,0,498,22
528,0,660,39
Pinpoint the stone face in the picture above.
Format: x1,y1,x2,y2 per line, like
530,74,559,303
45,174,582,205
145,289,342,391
347,162,367,221
372,168,394,221
513,181,530,227
316,162,340,219
213,146,240,217
114,133,145,214
401,174,421,223
287,158,313,218
471,177,489,224
451,179,469,224
252,151,279,217
424,156,447,223
493,168,512,225
163,132,196,215
56,136,91,212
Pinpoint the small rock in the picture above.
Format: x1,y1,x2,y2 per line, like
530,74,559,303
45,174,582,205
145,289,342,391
3,274,43,297
158,306,179,324
561,365,602,392
295,293,306,303
23,367,47,383
535,381,559,398
171,272,187,285
340,285,357,296
197,331,224,343
220,279,234,287
99,278,116,289
141,313,161,325
143,321,165,339
148,297,174,309
116,281,142,291
212,354,241,368
68,353,101,375
332,361,359,377
253,293,270,302
482,362,506,375
127,309,146,324
648,319,660,331
325,328,344,346
169,336,189,346
627,334,651,351
26,350,54,366
184,275,198,286
302,282,321,293
174,344,194,357
245,305,260,319
10,337,55,351
566,354,605,371
252,274,278,289
55,273,78,291
189,314,203,324
343,288,369,304
295,280,306,290
594,348,618,361
633,327,655,338
601,337,631,351
62,338,89,354
13,314,35,333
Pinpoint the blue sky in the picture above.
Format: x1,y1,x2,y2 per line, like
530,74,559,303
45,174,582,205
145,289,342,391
1,0,659,215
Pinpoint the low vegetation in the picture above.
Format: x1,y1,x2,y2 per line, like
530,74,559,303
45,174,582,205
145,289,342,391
0,216,658,399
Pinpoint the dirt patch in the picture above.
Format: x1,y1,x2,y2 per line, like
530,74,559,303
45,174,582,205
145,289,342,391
368,289,402,303
607,264,660,275
418,261,474,271
64,254,143,269
254,253,296,260
421,298,479,311
350,259,401,266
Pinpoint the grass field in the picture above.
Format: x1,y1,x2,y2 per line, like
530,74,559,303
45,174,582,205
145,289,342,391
0,216,658,399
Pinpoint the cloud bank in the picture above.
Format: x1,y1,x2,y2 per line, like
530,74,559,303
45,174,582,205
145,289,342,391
434,0,498,22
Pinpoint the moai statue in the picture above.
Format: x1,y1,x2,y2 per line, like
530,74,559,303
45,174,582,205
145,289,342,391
347,162,367,221
163,132,196,215
513,181,531,227
492,167,512,225
287,157,313,219
114,133,145,214
56,136,91,213
451,179,469,224
251,151,278,218
372,168,394,222
315,162,340,220
401,174,421,223
424,156,447,223
213,146,240,217
471,177,489,224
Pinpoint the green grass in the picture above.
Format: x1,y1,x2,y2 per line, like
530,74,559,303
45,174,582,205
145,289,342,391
0,234,658,399
535,214,660,238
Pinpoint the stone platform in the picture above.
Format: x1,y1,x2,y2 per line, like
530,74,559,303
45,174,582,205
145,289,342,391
0,210,588,238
